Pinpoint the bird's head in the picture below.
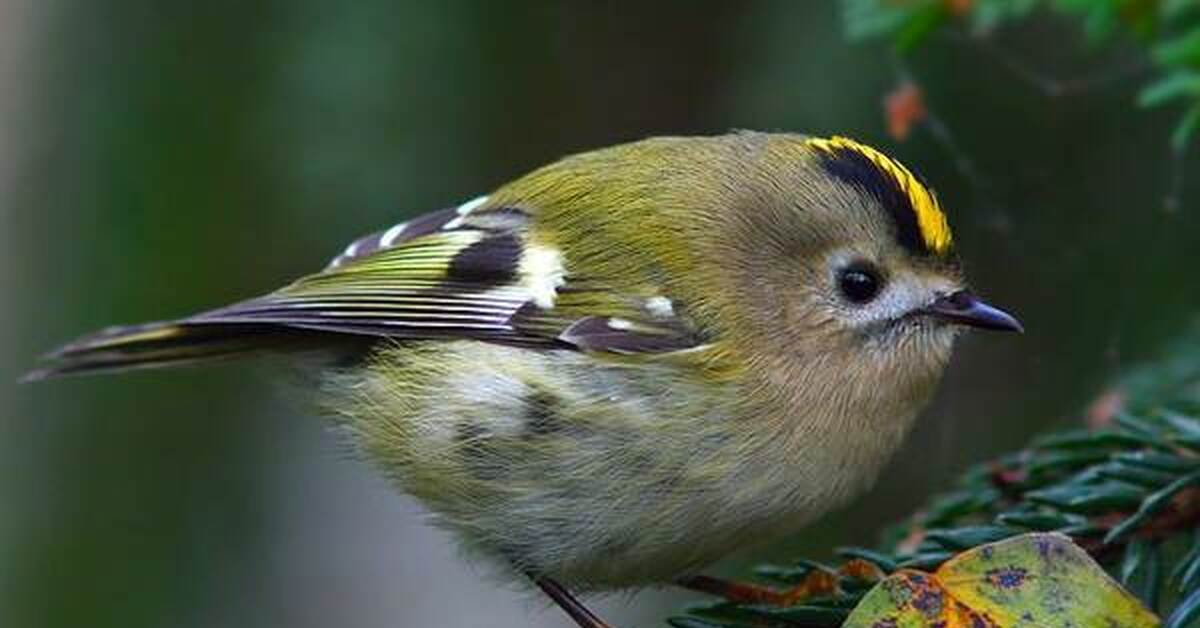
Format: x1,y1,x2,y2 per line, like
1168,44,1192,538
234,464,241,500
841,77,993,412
703,133,1020,408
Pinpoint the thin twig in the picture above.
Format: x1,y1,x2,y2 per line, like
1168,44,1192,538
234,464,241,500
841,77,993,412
940,29,1151,99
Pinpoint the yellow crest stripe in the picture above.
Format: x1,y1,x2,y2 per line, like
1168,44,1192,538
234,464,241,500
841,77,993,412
808,136,953,255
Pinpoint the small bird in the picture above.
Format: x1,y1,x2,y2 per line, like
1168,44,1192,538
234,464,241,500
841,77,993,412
27,132,1021,627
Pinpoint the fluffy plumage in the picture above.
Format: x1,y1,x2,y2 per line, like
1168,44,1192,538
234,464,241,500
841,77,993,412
29,132,1016,596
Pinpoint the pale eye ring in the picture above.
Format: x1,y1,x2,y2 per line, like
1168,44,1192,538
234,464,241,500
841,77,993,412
837,263,883,304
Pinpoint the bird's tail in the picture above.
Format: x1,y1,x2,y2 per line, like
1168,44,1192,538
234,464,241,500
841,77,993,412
22,321,309,382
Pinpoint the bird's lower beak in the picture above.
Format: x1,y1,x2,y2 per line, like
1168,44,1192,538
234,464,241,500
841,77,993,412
920,290,1023,332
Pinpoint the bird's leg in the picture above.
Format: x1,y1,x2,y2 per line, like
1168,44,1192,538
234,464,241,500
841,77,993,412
675,572,840,607
529,574,615,628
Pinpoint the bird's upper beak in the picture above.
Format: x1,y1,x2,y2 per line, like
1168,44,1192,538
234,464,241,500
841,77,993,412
920,290,1023,333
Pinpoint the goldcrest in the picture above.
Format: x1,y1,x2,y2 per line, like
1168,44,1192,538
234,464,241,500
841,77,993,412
28,132,1021,627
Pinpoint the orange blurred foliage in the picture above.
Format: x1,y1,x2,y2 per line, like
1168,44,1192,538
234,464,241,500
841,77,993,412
885,80,928,141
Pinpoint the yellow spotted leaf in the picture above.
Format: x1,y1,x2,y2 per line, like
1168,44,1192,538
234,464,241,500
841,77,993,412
844,532,1160,628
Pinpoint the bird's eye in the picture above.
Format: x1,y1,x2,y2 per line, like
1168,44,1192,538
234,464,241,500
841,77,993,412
838,264,883,304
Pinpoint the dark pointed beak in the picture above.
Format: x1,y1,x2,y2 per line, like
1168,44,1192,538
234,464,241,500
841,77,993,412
920,290,1023,333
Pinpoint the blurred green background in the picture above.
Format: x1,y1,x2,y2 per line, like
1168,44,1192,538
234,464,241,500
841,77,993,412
3,2,1198,627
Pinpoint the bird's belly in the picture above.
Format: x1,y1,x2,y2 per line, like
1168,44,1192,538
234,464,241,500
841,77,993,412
546,417,910,587
326,341,914,590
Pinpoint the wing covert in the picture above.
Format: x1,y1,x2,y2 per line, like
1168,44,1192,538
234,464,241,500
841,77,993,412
185,196,706,354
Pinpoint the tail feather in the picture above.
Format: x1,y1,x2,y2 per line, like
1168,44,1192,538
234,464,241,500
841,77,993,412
24,321,309,382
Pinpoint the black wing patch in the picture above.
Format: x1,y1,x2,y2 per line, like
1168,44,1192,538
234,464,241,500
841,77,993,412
445,233,522,285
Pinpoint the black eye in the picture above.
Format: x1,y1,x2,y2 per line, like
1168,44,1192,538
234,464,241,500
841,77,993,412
838,264,882,304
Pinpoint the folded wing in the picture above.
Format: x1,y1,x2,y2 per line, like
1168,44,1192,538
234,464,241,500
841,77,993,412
27,198,707,380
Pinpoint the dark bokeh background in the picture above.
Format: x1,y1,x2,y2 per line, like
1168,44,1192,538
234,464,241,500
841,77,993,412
3,3,1198,627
